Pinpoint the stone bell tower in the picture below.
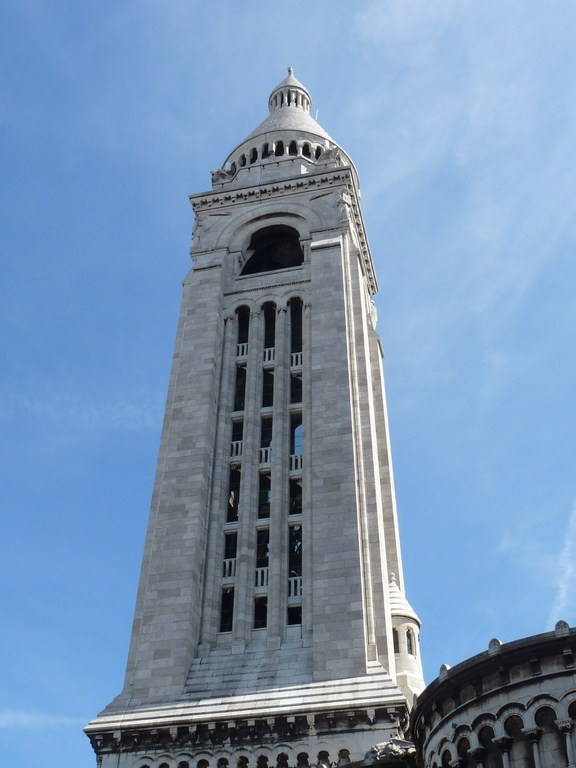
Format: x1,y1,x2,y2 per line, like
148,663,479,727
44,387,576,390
85,69,424,768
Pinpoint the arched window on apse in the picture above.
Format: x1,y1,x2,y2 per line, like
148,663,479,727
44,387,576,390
505,715,533,768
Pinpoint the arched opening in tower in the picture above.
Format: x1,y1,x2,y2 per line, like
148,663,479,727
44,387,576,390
241,225,304,275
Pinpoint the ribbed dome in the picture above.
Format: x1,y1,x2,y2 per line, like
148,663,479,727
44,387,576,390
213,69,355,186
389,574,421,624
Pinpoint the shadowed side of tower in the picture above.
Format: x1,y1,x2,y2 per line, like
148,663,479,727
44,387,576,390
86,69,424,768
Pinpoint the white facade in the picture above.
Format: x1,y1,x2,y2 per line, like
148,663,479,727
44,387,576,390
86,69,424,768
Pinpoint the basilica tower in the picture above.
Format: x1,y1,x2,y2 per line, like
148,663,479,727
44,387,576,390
86,69,424,768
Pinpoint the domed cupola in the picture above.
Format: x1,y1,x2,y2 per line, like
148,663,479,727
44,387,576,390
268,67,312,114
211,68,355,187
389,573,425,703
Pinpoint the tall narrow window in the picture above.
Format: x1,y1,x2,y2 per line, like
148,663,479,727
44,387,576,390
256,529,270,568
224,532,237,560
263,302,276,351
220,587,234,632
258,473,271,518
288,524,302,626
260,417,273,465
262,369,274,407
290,415,303,454
290,298,303,353
223,532,237,579
289,478,302,515
254,596,268,629
290,373,302,403
237,306,250,357
234,365,246,411
231,420,243,460
227,467,241,522
288,525,302,576
406,628,415,656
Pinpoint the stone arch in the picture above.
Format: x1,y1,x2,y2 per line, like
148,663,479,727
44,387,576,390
276,753,289,768
504,714,532,768
566,695,576,721
436,738,457,764
535,705,565,767
456,735,473,768
218,208,315,256
175,756,194,768
558,688,576,720
495,703,528,724
477,722,502,768
471,713,497,733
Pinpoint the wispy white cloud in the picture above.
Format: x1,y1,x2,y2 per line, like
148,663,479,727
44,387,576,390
0,709,84,730
351,0,576,416
547,500,576,629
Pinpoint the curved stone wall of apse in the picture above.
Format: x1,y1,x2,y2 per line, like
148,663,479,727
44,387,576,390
411,623,576,768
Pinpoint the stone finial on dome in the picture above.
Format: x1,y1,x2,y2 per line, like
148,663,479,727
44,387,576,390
268,67,312,114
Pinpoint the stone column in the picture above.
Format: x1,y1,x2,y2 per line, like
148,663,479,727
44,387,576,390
198,312,237,651
301,299,313,642
556,720,576,768
493,737,513,768
469,747,485,768
523,728,543,768
233,309,263,651
267,304,288,649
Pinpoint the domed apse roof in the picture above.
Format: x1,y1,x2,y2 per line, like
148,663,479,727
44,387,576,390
389,574,421,624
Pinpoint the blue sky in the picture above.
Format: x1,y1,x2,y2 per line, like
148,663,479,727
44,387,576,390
1,2,575,766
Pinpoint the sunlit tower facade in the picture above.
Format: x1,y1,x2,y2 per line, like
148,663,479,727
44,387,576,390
86,69,424,768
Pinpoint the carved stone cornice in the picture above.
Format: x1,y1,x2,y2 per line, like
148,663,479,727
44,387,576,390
191,172,352,213
522,727,542,742
556,719,573,733
493,737,513,753
86,704,408,757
